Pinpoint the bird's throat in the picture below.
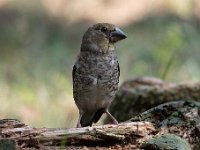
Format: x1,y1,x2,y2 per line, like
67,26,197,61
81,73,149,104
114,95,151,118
81,42,115,55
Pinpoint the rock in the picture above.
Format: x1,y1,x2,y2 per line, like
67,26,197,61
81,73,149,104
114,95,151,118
141,134,191,150
0,139,16,150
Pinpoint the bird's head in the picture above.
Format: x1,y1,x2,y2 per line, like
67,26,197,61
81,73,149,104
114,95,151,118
81,23,127,53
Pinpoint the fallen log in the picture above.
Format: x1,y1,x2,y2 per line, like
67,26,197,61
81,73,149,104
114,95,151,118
0,119,155,149
1,100,200,149
108,77,200,122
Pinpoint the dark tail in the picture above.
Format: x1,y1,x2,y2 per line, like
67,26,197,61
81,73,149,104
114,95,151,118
80,108,105,127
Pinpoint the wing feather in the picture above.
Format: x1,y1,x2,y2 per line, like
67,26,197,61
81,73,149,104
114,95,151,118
117,61,120,77
72,65,76,82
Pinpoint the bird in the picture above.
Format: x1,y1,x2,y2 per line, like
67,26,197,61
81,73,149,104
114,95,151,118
72,23,127,127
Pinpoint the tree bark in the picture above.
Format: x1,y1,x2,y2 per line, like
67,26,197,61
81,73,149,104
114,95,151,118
0,119,154,149
1,100,200,149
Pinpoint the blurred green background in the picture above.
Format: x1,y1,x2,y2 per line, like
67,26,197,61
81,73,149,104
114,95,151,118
0,0,200,127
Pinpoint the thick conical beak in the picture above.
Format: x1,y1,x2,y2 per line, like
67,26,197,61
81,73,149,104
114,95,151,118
110,27,127,42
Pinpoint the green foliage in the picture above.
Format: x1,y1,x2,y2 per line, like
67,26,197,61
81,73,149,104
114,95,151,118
121,15,200,82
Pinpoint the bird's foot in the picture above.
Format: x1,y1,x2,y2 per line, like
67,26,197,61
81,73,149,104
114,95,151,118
112,118,118,125
105,110,118,125
76,122,82,128
76,114,83,128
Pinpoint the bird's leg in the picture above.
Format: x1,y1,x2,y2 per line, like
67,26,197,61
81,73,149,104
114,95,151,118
105,110,118,125
76,113,82,128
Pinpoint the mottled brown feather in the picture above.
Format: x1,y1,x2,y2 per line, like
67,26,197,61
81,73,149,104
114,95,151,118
73,23,126,127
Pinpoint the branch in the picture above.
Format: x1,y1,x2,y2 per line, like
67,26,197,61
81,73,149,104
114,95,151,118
0,120,155,149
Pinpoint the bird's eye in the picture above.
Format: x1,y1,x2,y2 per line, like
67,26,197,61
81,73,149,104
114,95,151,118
101,27,108,32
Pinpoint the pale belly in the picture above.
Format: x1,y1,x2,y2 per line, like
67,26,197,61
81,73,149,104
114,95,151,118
74,74,118,113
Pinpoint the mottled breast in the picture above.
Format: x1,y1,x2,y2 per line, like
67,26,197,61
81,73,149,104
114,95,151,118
73,51,120,111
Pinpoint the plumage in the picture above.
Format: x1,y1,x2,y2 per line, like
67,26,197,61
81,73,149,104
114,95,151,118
73,23,126,127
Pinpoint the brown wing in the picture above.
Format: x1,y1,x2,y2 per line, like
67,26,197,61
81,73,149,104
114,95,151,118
117,61,120,78
72,65,76,82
